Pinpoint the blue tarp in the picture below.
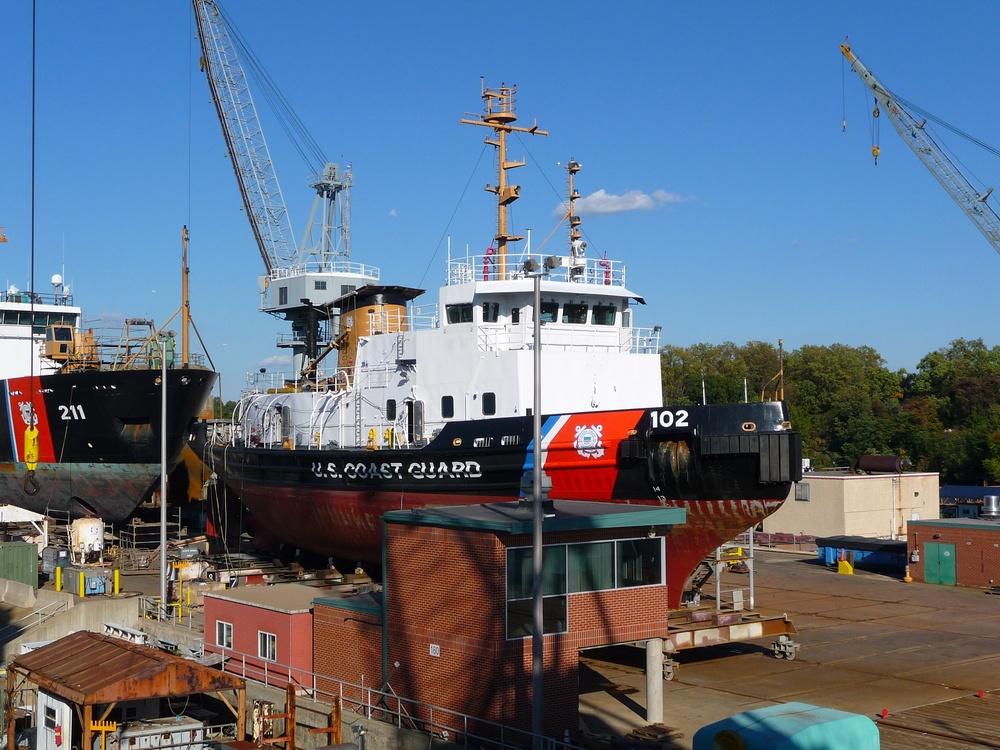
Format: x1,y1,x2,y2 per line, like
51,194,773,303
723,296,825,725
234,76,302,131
692,702,879,750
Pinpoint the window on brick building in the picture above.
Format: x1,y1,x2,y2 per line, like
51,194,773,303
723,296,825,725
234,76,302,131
505,546,566,638
258,631,277,662
505,537,665,638
217,621,233,649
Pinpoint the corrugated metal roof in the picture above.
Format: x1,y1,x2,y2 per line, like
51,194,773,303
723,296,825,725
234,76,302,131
10,630,243,705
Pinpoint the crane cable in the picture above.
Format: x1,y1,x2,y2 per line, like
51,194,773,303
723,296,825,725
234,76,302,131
24,0,40,496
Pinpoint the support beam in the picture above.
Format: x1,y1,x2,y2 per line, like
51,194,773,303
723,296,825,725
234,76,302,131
645,639,664,724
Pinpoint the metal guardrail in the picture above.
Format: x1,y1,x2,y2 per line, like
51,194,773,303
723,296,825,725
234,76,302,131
0,600,69,642
212,648,579,750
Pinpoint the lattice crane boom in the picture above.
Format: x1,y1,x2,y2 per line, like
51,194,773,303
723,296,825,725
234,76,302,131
193,0,296,274
841,43,1000,257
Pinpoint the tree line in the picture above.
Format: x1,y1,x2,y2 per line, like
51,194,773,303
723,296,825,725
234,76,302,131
662,338,1000,484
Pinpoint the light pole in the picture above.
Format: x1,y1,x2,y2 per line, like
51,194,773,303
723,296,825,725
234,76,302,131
523,255,560,746
157,334,169,619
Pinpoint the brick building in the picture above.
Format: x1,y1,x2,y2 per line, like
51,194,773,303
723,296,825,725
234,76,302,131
312,500,686,739
907,518,1000,588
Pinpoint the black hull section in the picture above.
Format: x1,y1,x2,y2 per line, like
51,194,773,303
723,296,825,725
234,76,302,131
213,401,802,539
0,367,217,520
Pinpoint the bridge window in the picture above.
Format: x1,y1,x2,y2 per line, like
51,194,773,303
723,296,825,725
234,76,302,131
482,302,499,322
482,392,496,416
510,307,520,324
386,399,397,421
591,304,616,326
562,302,588,324
314,280,327,290
446,303,473,324
539,301,559,323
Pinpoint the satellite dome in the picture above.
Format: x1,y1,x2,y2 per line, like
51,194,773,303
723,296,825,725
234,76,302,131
51,274,63,287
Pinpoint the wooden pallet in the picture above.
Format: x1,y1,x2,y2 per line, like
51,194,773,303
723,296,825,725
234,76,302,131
625,723,684,744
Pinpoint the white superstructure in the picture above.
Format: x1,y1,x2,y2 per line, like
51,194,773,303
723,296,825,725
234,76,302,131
0,276,80,380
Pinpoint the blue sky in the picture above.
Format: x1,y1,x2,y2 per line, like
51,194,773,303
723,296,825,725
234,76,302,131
3,2,1000,401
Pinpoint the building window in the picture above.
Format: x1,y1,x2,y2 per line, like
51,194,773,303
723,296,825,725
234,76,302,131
506,537,665,637
340,284,356,296
278,287,288,305
616,538,664,587
441,395,454,419
795,483,810,501
216,621,233,649
506,547,567,638
562,302,588,324
482,392,496,416
446,304,473,324
591,304,616,326
482,302,499,322
511,307,520,324
386,399,397,421
314,280,327,290
258,631,277,662
44,707,56,730
567,541,615,592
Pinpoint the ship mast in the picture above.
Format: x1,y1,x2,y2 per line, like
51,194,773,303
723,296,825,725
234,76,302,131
565,159,585,261
460,83,548,280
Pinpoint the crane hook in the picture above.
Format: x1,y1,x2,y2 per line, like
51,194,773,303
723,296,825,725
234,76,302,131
23,469,40,496
872,145,880,165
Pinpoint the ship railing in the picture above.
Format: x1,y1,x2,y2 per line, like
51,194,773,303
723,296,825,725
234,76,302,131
408,304,440,329
448,251,627,288
264,261,382,281
209,646,587,750
0,289,75,306
624,325,661,354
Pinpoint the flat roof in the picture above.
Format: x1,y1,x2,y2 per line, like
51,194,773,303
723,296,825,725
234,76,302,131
383,500,685,534
910,518,1000,531
204,581,328,613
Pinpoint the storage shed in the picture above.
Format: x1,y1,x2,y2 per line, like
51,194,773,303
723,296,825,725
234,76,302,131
4,631,247,750
907,518,1000,587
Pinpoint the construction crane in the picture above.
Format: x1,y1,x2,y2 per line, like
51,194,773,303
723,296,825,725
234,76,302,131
192,0,376,380
841,43,1000,257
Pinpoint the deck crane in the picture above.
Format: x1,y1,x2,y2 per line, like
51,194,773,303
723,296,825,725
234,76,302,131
841,43,1000,256
192,0,377,382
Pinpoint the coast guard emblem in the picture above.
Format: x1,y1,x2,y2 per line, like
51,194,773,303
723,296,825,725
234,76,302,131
18,402,37,427
574,424,604,459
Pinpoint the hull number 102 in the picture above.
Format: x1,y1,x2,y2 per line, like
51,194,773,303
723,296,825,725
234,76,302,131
650,409,689,429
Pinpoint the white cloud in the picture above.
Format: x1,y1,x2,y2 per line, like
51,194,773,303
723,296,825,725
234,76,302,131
388,208,398,218
553,188,690,217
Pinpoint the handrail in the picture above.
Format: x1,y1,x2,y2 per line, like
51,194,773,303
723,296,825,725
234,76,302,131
208,646,584,750
0,599,70,642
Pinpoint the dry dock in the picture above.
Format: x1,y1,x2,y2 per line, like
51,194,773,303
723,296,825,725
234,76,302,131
580,549,1000,749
